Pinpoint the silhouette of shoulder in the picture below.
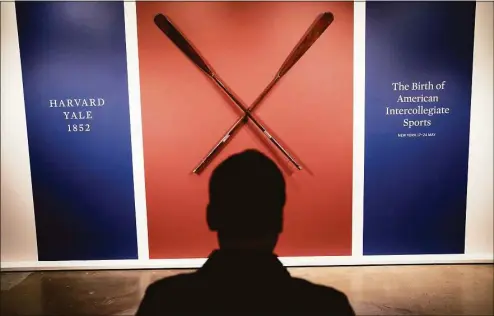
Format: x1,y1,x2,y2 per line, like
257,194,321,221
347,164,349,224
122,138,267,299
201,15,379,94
136,273,201,315
137,271,355,315
141,272,200,296
289,277,354,310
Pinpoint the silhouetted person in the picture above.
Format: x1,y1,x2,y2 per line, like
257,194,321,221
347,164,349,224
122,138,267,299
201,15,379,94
136,149,355,315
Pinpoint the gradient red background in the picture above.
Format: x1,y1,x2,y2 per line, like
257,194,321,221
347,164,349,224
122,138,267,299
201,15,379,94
136,2,354,258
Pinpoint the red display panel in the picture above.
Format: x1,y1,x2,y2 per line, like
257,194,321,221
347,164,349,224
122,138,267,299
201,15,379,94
136,2,354,258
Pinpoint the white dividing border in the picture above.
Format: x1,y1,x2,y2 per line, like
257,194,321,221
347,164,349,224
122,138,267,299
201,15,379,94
123,1,150,260
2,254,492,271
351,1,365,257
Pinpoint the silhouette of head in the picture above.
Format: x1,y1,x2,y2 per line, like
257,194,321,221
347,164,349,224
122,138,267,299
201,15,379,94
207,149,286,251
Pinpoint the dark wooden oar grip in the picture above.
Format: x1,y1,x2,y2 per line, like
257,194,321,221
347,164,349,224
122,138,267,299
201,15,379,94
154,14,214,77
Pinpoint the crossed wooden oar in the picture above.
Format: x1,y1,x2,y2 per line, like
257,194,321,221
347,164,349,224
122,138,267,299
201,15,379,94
154,13,334,174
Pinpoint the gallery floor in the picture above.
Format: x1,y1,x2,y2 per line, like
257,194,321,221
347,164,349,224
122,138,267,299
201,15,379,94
1,264,492,315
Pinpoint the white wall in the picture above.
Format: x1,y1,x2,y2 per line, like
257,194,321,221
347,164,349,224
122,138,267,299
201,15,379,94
1,1,492,271
1,1,38,263
464,3,494,256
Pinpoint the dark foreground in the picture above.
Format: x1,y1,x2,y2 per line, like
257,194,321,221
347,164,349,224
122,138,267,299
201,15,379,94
1,264,492,315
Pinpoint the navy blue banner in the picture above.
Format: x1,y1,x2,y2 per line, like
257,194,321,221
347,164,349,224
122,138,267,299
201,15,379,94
363,2,476,255
16,2,138,260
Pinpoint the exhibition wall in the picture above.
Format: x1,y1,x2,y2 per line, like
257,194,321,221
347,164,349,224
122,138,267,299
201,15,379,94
1,1,492,271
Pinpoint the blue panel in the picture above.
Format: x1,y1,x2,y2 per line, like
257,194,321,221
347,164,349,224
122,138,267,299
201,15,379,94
16,2,138,260
363,2,476,255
